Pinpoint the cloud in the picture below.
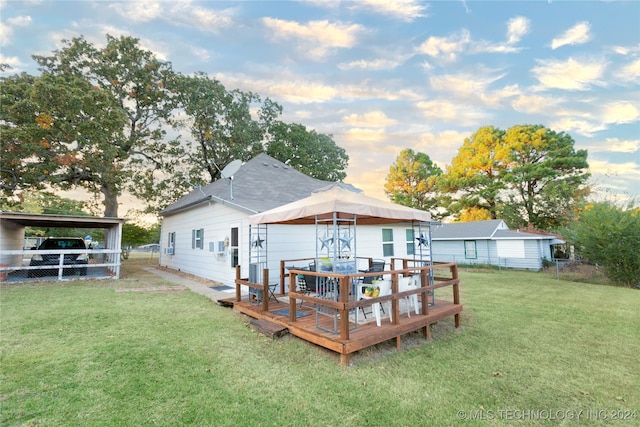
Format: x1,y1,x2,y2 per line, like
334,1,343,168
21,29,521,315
342,128,388,144
531,57,606,90
587,159,640,185
349,0,428,22
338,56,406,71
551,21,591,50
429,72,520,108
472,16,530,54
550,117,606,137
0,54,22,68
512,94,563,114
109,1,235,32
109,0,163,22
0,15,31,45
416,29,470,61
343,111,397,127
416,100,487,126
419,16,529,61
587,137,639,154
601,101,640,125
507,16,530,45
216,71,422,104
615,59,640,83
262,18,363,61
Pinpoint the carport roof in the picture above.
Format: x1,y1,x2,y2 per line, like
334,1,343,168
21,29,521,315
0,212,127,228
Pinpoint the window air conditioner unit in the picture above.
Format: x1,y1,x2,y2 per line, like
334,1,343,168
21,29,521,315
165,247,174,255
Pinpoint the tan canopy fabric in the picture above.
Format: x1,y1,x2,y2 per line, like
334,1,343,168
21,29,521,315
248,184,431,225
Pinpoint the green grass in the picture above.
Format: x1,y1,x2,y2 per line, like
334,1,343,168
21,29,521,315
1,261,638,426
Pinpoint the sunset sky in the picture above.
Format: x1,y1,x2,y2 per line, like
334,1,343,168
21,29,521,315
2,0,638,213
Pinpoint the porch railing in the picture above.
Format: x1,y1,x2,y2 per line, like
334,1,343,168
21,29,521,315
234,260,461,341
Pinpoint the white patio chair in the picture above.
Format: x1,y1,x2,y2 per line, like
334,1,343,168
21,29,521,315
398,276,419,317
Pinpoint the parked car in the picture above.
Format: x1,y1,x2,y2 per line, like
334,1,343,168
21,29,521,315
29,238,89,277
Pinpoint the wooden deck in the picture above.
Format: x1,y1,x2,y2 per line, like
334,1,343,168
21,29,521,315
233,261,463,365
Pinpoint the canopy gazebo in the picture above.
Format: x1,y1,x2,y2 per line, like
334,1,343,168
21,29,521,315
232,184,462,365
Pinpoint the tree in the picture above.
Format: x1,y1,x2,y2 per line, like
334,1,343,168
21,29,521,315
172,72,280,184
122,222,160,247
438,126,508,220
384,148,442,214
438,124,590,229
502,125,590,229
27,34,180,217
1,71,129,213
265,122,349,181
564,201,640,287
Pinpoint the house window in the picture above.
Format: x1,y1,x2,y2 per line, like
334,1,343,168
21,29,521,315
464,240,477,259
167,232,175,255
192,228,204,249
230,227,239,267
382,228,394,257
405,229,415,255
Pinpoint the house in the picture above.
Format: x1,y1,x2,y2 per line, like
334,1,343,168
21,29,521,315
158,153,435,286
431,219,562,271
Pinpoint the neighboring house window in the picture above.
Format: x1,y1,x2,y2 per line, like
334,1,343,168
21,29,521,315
192,228,204,249
382,228,394,257
406,229,414,255
464,240,477,259
230,227,239,267
167,232,175,255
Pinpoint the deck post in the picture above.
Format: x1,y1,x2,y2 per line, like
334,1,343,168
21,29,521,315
452,264,460,328
391,272,399,325
280,260,286,295
289,271,297,322
339,276,350,341
235,265,241,302
262,268,269,312
340,353,349,366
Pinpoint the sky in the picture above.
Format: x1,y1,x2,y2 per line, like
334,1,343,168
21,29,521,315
1,0,639,214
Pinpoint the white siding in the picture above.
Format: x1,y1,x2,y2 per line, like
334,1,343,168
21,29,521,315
161,208,426,286
496,240,525,258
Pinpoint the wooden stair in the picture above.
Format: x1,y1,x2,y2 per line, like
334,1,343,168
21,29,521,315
250,318,289,339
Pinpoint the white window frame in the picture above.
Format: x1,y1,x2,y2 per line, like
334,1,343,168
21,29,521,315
192,228,204,250
382,228,394,257
464,240,477,259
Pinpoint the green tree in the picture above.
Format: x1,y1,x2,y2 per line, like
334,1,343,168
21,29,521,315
438,126,508,220
122,222,160,247
27,34,181,217
172,72,280,184
439,124,589,229
265,122,348,181
502,125,590,229
1,71,128,213
564,201,640,287
384,148,442,214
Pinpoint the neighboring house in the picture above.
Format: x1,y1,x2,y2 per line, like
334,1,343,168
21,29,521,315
159,153,433,286
431,219,561,271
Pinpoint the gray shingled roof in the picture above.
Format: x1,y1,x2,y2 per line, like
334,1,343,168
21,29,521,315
431,220,506,240
432,219,554,240
160,153,334,216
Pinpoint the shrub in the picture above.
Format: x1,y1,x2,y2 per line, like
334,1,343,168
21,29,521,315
564,201,640,287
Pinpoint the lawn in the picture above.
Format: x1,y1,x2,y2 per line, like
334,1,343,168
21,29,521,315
1,260,638,426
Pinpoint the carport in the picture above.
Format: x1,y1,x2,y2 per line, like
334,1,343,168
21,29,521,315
0,212,127,282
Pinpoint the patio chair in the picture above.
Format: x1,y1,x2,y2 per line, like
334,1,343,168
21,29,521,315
370,279,392,326
298,272,318,308
357,264,386,319
398,276,419,317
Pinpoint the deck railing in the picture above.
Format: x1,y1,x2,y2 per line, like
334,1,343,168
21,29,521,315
235,260,460,335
